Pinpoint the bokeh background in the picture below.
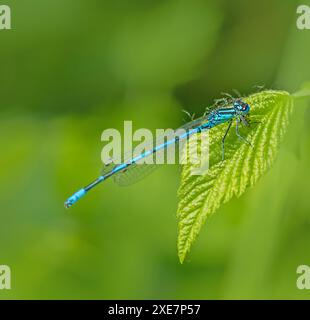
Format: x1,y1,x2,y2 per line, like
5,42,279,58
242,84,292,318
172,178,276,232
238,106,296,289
0,0,310,299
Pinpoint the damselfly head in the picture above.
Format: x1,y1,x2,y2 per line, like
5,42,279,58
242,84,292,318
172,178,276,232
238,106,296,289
233,100,250,114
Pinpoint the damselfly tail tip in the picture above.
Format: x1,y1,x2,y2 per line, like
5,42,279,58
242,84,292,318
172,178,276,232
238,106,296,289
64,188,87,209
64,199,73,209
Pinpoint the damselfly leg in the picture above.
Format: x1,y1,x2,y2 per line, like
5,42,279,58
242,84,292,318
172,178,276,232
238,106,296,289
232,89,242,98
221,119,233,161
236,118,253,147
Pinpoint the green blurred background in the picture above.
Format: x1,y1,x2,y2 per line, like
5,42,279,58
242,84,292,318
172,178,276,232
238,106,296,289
0,0,310,299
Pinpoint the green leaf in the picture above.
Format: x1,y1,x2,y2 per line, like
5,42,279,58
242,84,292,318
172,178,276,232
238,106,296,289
177,90,295,263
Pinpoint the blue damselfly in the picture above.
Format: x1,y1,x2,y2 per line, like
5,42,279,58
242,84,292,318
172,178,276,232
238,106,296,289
64,99,251,208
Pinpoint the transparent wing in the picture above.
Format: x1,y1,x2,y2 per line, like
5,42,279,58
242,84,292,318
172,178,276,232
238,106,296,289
113,163,161,186
101,117,208,186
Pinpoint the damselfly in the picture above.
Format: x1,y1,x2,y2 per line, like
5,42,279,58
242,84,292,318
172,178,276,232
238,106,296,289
64,99,251,208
